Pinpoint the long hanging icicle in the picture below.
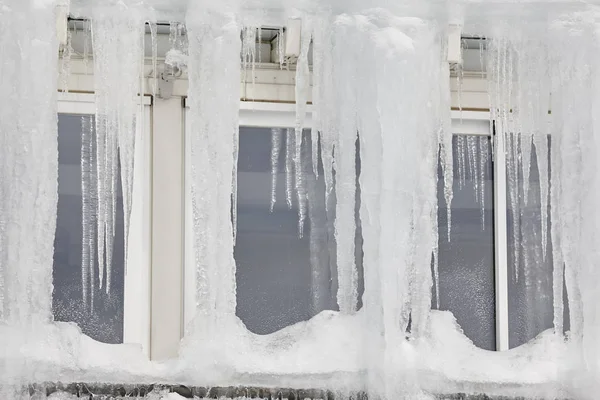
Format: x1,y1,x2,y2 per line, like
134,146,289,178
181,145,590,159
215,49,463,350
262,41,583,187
285,128,295,209
294,19,312,237
59,29,73,93
149,22,158,99
91,12,143,293
333,18,358,314
236,26,258,242
186,4,240,326
0,2,58,324
439,50,454,241
479,136,488,228
81,116,92,307
270,128,282,212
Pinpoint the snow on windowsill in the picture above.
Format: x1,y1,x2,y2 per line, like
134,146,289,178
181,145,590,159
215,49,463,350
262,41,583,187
1,311,569,399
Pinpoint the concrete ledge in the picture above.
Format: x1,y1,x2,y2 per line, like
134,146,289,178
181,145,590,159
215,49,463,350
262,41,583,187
25,383,567,400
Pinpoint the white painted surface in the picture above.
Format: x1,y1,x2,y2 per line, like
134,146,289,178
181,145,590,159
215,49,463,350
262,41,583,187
493,121,510,352
151,97,184,360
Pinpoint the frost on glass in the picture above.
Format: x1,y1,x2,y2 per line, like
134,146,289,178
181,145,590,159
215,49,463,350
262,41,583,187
434,135,495,351
53,114,125,344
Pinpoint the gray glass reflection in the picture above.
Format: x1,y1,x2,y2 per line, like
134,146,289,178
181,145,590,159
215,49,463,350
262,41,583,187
235,127,363,334
506,137,568,348
434,135,496,351
53,114,124,344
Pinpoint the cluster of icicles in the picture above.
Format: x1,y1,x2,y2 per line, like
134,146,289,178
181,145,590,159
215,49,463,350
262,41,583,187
65,12,522,323
61,19,189,309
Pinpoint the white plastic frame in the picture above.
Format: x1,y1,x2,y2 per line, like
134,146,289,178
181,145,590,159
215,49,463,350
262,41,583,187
182,101,509,351
57,92,152,356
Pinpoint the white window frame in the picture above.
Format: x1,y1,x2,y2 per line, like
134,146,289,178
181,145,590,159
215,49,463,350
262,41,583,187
181,100,510,351
57,92,152,356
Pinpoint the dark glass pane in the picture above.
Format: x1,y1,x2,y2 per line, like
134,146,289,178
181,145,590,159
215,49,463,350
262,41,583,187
235,126,363,334
434,135,496,351
53,113,124,344
506,136,568,348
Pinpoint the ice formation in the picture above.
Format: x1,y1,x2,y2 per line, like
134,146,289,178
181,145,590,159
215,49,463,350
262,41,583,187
6,0,600,399
90,7,144,293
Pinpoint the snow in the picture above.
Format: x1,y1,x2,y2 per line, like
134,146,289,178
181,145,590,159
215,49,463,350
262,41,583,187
5,0,600,399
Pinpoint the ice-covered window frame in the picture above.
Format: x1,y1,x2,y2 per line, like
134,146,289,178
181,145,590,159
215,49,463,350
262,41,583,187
55,92,151,355
180,101,549,351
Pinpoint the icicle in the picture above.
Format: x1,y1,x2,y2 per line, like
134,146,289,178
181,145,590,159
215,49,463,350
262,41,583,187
242,27,257,94
479,136,487,229
270,128,282,212
83,20,91,75
59,29,73,93
294,139,307,237
439,56,453,241
81,116,92,307
520,134,533,204
467,135,479,203
536,133,550,259
285,128,294,209
91,13,143,294
0,2,58,323
186,6,240,324
149,22,158,99
278,27,285,69
232,126,239,244
457,135,466,189
305,142,329,314
333,19,359,315
89,123,97,312
294,19,311,237
311,19,325,178
169,21,178,48
257,26,262,63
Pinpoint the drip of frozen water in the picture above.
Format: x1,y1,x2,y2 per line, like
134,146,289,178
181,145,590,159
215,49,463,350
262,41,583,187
91,11,144,293
332,17,358,314
81,116,92,308
439,55,453,241
0,1,58,324
82,20,92,75
149,22,158,98
242,26,257,93
270,128,282,212
285,128,294,209
310,18,325,178
294,19,311,237
467,135,478,203
59,30,73,93
312,18,335,210
186,4,240,325
278,27,284,69
456,135,466,189
294,143,307,237
478,136,487,228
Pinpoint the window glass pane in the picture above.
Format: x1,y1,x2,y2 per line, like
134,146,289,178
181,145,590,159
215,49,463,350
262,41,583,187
235,126,363,334
434,135,496,351
53,113,124,343
506,137,566,348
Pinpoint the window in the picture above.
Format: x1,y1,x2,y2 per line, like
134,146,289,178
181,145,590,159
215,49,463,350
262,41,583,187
434,134,495,350
506,135,568,348
234,126,364,333
55,94,151,353
54,112,126,343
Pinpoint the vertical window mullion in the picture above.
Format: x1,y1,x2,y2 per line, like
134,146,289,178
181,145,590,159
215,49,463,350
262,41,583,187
493,120,510,351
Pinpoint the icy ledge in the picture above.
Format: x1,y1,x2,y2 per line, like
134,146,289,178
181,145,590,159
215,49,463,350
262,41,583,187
0,311,568,398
